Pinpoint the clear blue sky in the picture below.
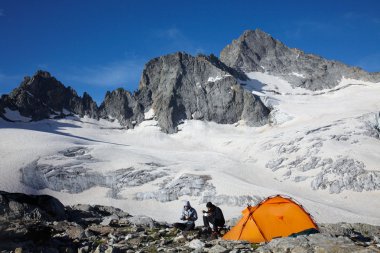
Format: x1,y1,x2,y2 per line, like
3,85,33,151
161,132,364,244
1,0,379,104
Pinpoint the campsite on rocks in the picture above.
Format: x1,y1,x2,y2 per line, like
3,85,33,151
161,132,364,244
1,1,380,252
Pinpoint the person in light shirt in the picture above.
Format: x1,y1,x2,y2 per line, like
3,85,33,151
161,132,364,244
173,201,198,232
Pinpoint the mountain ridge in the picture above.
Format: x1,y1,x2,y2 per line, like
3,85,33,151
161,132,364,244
1,29,379,131
220,29,380,90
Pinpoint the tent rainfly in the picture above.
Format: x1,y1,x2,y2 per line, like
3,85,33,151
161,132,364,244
223,195,319,243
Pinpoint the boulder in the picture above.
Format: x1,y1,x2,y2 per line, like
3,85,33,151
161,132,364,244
0,191,66,221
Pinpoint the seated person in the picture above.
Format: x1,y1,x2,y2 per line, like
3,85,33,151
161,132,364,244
173,201,198,232
202,202,225,235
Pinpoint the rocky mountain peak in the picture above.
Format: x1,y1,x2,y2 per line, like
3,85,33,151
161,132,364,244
35,70,52,78
0,70,98,121
19,71,65,95
241,28,276,42
10,28,379,129
0,53,270,132
136,52,269,133
98,87,143,128
220,29,289,73
98,51,269,133
220,29,380,90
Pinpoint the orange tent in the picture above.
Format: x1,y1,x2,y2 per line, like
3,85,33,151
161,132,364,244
223,195,318,243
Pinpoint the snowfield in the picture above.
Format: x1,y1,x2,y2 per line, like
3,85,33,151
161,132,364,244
1,72,380,226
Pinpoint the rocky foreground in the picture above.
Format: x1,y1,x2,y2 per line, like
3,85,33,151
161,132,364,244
0,191,379,253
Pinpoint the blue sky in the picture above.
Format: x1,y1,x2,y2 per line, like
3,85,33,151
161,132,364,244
1,0,379,104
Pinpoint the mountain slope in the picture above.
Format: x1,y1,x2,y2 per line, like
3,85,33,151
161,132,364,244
220,29,380,90
0,53,270,133
96,52,270,133
0,29,380,226
137,52,269,133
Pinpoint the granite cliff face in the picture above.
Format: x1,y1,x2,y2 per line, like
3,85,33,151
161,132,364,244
98,88,144,129
136,52,269,133
220,29,380,90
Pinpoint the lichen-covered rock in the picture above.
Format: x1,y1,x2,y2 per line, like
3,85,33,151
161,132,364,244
127,215,156,228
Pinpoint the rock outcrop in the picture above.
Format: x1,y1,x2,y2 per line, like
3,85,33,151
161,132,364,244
0,190,66,221
220,29,380,90
136,52,269,133
0,70,98,121
1,191,379,252
98,88,145,129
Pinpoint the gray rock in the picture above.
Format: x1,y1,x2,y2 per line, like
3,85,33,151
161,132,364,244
319,222,380,239
95,52,269,133
0,70,98,121
98,88,144,129
220,29,380,91
101,215,119,226
137,52,269,133
188,239,205,249
63,223,85,240
0,191,66,221
127,215,156,228
78,246,89,253
173,234,187,243
207,244,228,253
256,233,376,253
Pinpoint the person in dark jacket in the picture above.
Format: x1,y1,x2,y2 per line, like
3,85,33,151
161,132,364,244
173,201,198,231
202,202,225,234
